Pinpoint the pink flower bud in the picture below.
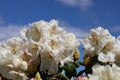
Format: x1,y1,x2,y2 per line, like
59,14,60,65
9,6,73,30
0,76,2,80
30,78,36,80
77,76,88,80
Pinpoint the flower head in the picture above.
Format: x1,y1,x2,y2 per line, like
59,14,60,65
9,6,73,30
81,27,116,63
0,19,80,80
21,20,80,75
88,64,120,80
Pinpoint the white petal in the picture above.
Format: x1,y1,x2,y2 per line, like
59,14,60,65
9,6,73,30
98,52,109,62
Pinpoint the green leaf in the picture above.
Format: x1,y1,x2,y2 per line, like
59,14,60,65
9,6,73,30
55,73,69,80
62,62,77,79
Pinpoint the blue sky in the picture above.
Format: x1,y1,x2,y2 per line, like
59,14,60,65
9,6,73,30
0,0,120,74
0,0,120,40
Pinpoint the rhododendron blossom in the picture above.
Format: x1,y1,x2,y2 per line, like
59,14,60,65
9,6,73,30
81,27,120,80
88,64,120,80
81,27,116,63
0,20,79,80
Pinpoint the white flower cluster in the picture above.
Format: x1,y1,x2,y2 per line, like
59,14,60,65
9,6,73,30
82,27,120,80
0,37,28,80
0,20,79,80
81,27,120,63
88,64,120,80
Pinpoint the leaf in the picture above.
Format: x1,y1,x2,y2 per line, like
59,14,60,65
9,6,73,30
55,73,69,80
62,62,77,79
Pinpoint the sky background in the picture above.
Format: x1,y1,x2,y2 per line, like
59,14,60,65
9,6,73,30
0,0,120,73
0,0,120,40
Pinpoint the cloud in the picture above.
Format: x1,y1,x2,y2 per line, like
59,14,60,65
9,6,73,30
57,0,93,11
59,20,88,38
0,16,24,41
110,26,120,33
0,17,5,25
0,25,23,41
0,16,23,41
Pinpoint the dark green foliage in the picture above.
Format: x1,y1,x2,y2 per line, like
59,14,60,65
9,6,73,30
61,62,79,79
55,73,69,80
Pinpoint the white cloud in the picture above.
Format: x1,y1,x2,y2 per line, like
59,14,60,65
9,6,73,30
0,17,24,41
0,17,23,41
59,20,88,38
57,0,93,11
0,25,23,41
110,26,120,33
0,17,5,25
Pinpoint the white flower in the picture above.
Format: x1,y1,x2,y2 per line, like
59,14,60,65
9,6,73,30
81,27,116,63
88,64,120,80
0,37,29,80
98,52,115,63
21,20,80,75
113,36,120,53
9,71,28,80
0,48,12,65
0,20,80,79
0,37,23,54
